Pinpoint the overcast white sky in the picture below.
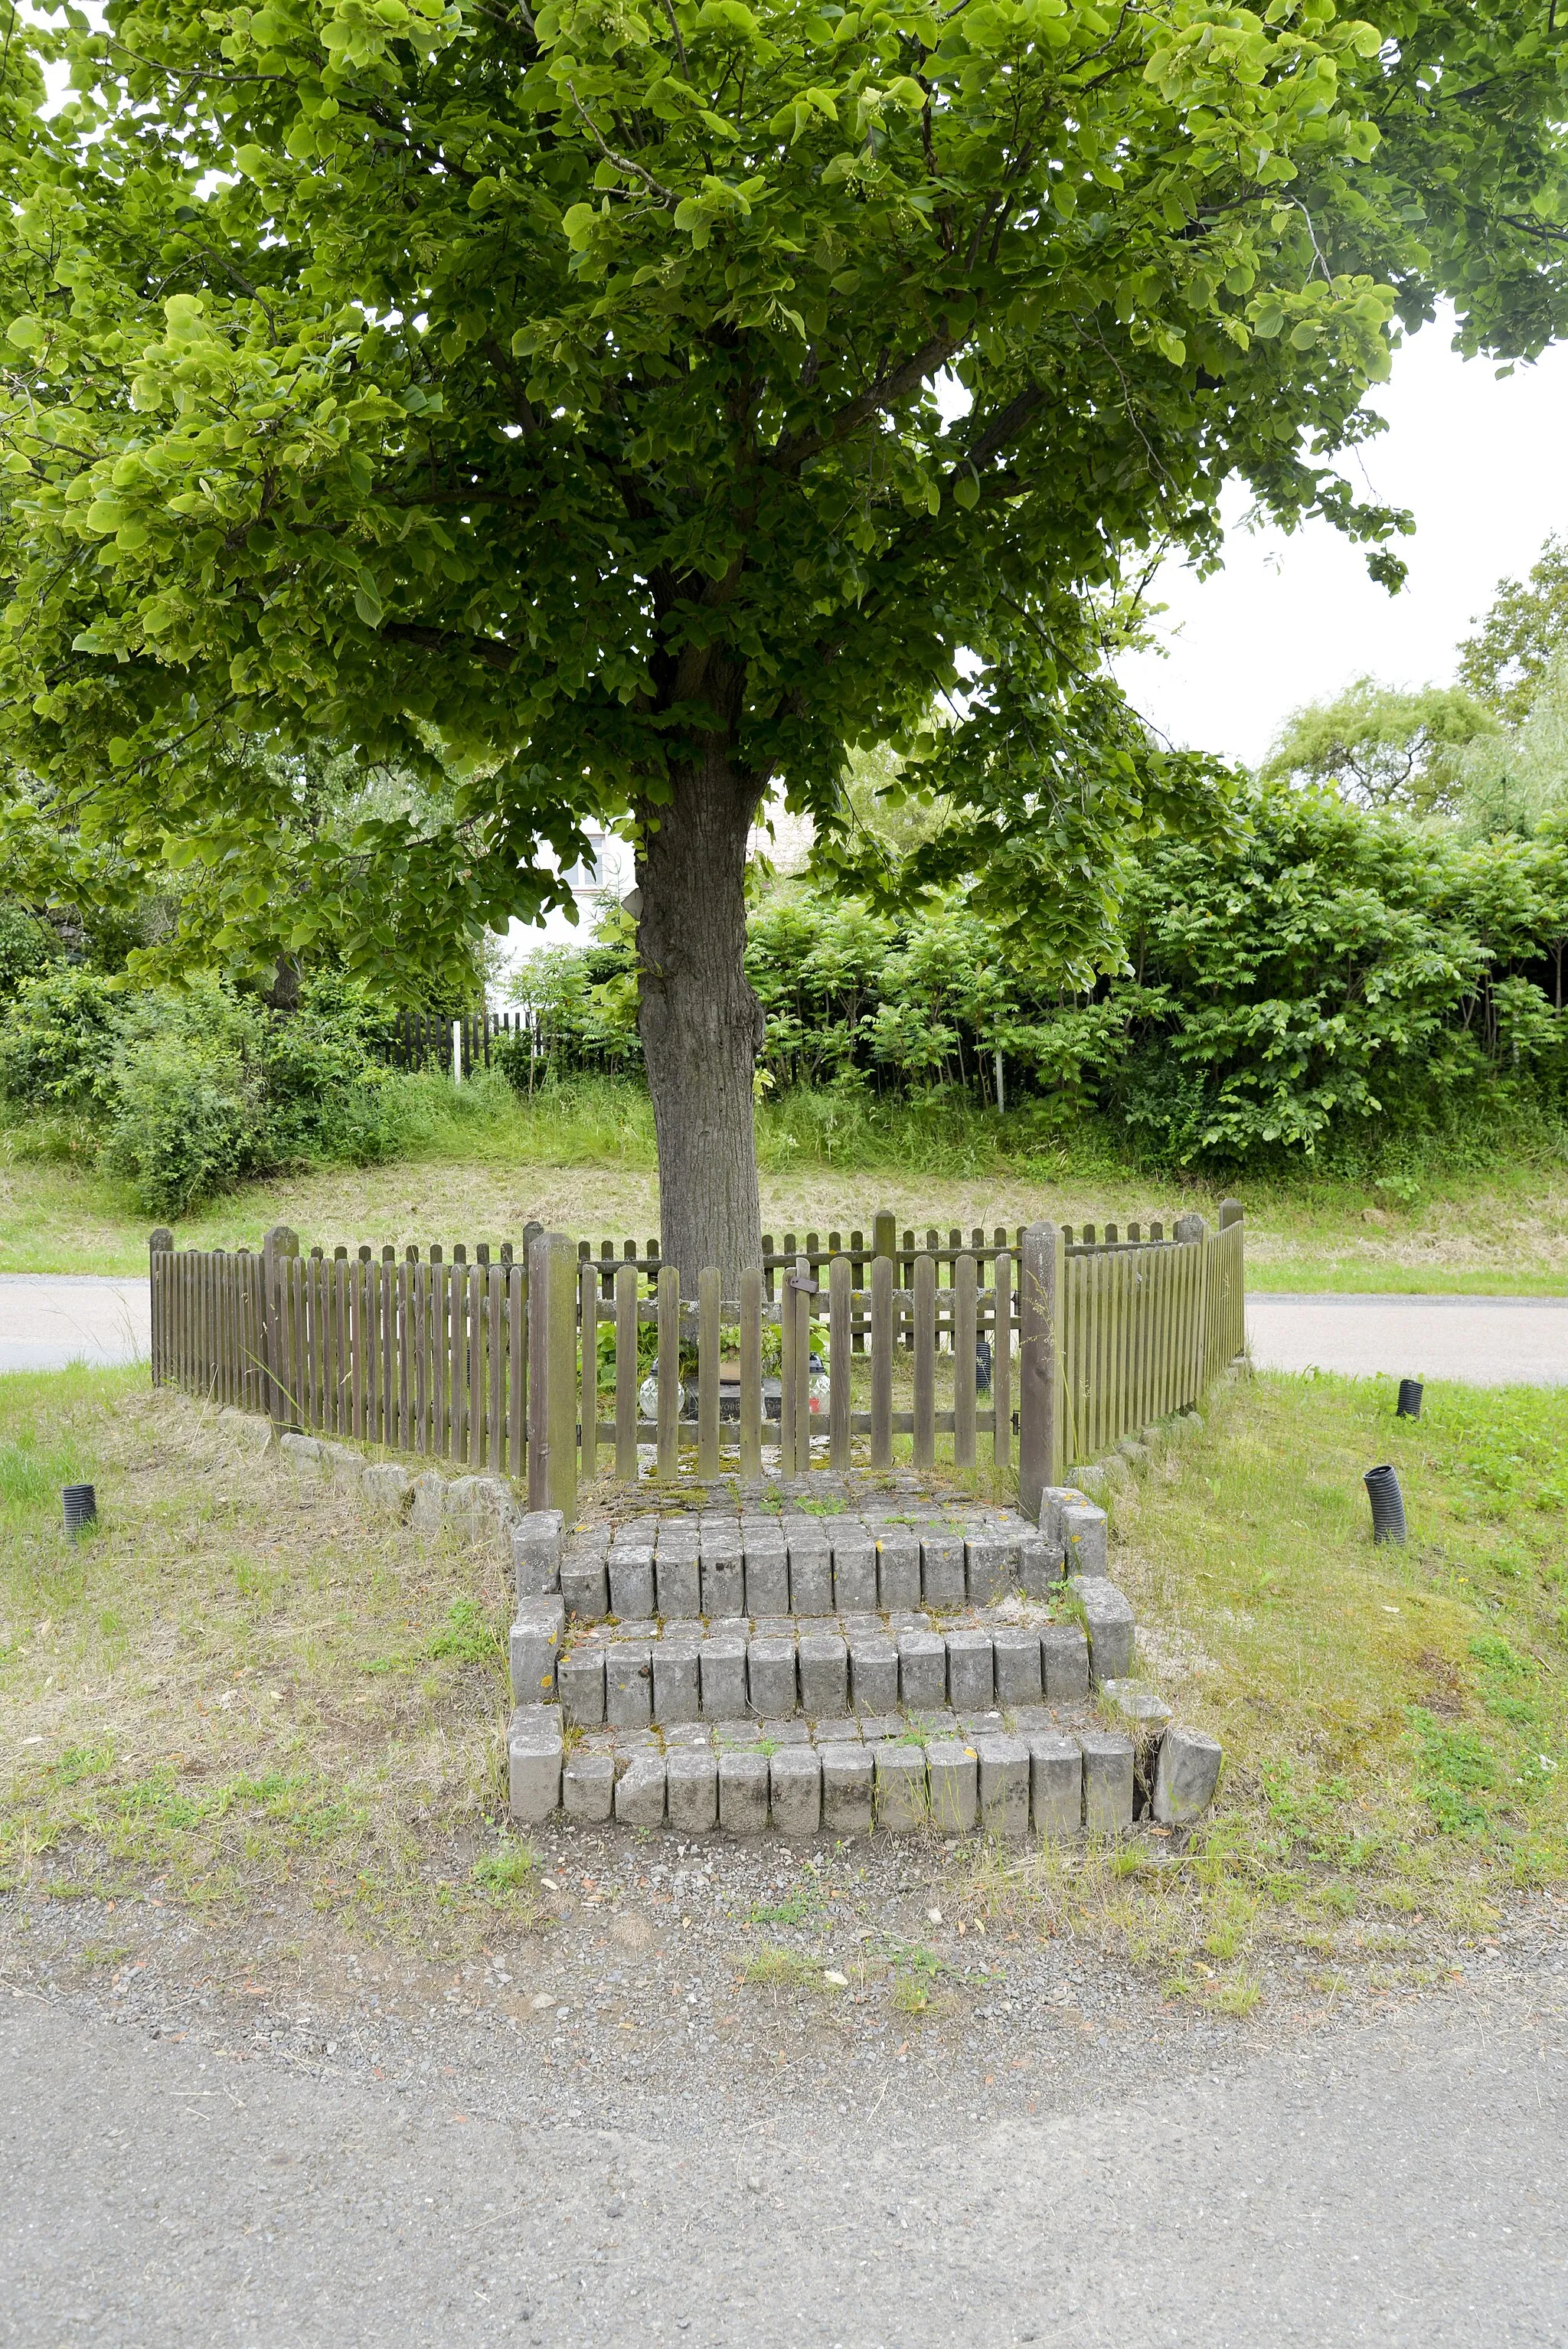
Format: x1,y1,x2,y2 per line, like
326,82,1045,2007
1113,315,1568,769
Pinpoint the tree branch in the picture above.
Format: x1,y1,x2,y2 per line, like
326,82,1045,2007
769,330,965,472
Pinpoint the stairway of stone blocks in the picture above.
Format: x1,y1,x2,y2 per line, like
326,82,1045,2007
505,1481,1222,1841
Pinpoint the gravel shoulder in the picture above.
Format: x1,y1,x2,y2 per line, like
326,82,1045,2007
4,1857,1566,2348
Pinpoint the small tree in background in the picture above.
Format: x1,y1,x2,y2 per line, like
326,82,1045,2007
1262,677,1501,816
2,0,1567,1277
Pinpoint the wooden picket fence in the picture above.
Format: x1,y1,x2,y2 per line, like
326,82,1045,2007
149,1204,1245,1518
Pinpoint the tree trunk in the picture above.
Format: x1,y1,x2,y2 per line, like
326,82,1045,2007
636,744,765,1292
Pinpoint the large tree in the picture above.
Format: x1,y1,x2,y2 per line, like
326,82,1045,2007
1,0,1566,1279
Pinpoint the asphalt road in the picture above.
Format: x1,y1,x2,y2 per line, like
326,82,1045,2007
2,1276,1566,1387
0,1274,149,1374
5,1962,1566,2349
1246,1292,1568,1385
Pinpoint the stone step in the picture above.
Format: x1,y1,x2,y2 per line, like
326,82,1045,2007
554,1512,1064,1622
511,1582,1135,1722
506,1705,1223,1838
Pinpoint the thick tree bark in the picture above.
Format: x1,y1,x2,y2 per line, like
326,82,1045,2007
636,742,766,1292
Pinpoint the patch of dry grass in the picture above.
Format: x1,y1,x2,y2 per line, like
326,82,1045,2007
0,1367,543,1955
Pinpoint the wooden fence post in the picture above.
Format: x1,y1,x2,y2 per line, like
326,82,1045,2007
261,1224,299,1430
527,1230,578,1517
614,1262,639,1481
1218,1197,1243,1230
148,1228,172,1386
1018,1220,1062,1522
912,1253,936,1469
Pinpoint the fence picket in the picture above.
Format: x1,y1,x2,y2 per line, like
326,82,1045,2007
789,1253,810,1475
697,1265,720,1481
740,1266,763,1481
615,1262,638,1480
913,1253,936,1469
828,1253,851,1472
870,1255,893,1469
657,1263,680,1478
580,1259,599,1484
954,1252,977,1469
992,1248,1011,1469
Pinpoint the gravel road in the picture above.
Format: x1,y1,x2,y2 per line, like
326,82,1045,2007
4,1839,1566,2349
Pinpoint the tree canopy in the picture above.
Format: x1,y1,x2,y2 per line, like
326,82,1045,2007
2,0,1567,1263
1261,674,1500,815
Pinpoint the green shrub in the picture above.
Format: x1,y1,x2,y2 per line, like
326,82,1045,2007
0,900,63,999
0,968,122,1109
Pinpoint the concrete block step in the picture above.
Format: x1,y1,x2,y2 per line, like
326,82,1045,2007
513,1582,1136,1720
505,1702,1223,1839
557,1511,1063,1624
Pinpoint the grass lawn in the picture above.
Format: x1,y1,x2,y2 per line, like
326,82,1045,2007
3,1073,1568,1293
1,1361,1564,2014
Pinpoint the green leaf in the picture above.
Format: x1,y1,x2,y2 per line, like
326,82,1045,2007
5,317,45,351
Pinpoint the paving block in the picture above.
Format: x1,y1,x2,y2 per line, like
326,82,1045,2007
788,1540,833,1617
874,1744,929,1831
507,1707,562,1824
746,1635,798,1719
926,1737,978,1832
991,1625,1043,1708
560,1529,610,1619
1152,1725,1223,1825
605,1642,654,1728
831,1533,878,1614
798,1633,849,1718
701,1543,746,1619
1060,1501,1109,1579
714,1718,762,1748
1080,1730,1135,1834
509,1595,565,1704
769,1746,822,1838
1018,1534,1065,1599
743,1542,790,1619
717,1746,770,1834
1040,1622,1091,1701
608,1544,655,1620
665,1746,719,1833
760,1717,810,1746
655,1544,701,1620
874,1531,921,1612
920,1533,966,1610
1036,1485,1086,1543
1027,1731,1083,1838
965,1533,1017,1607
945,1628,995,1713
361,1462,414,1520
615,1752,667,1828
977,1733,1031,1841
1070,1577,1135,1682
848,1632,898,1716
699,1632,748,1721
652,1639,701,1725
563,1748,615,1824
557,1647,606,1728
1098,1681,1174,1813
511,1509,564,1596
821,1743,874,1834
897,1628,948,1713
